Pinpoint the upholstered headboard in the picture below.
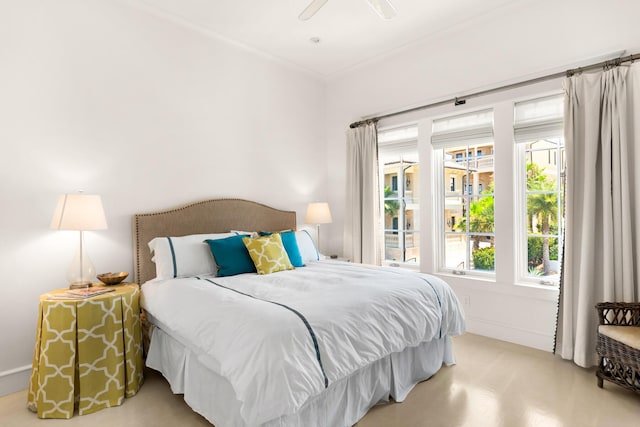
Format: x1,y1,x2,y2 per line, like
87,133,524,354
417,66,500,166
133,199,296,285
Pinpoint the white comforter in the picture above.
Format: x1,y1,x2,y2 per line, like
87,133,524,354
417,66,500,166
141,261,465,426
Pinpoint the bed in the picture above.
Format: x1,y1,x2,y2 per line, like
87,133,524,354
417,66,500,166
134,199,465,427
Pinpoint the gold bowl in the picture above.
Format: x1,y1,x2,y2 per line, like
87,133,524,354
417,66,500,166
97,272,129,286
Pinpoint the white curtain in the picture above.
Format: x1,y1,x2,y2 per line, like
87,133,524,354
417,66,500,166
344,123,381,265
557,63,640,367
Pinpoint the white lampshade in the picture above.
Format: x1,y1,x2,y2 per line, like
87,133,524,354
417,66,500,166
50,194,108,231
51,193,107,289
305,202,332,225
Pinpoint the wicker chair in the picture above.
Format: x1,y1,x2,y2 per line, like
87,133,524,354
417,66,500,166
595,302,640,393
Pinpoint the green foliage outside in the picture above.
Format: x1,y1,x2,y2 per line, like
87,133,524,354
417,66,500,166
447,161,560,273
473,246,495,271
384,186,399,218
454,183,494,250
527,235,559,270
526,163,559,275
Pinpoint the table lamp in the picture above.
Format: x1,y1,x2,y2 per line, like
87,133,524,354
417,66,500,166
50,193,108,289
305,202,332,252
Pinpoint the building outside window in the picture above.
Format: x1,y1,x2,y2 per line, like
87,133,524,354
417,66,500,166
378,125,420,265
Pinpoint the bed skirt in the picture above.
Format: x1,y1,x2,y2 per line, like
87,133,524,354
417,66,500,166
146,326,455,427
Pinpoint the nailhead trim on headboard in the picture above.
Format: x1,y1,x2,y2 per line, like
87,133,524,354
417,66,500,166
133,199,297,285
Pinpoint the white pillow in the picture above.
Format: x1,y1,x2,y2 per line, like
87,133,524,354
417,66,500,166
295,230,320,263
230,230,259,238
148,233,236,280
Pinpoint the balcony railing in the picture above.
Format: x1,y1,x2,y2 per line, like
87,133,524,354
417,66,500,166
385,232,417,248
384,191,417,205
445,157,494,170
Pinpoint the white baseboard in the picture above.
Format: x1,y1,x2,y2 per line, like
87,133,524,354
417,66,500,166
0,365,31,397
465,315,555,352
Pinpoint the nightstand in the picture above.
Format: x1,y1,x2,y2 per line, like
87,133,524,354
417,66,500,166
27,283,144,419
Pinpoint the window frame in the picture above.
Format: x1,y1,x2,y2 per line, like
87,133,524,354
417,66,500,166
513,93,565,287
378,125,420,268
436,143,496,277
431,107,496,277
514,137,564,287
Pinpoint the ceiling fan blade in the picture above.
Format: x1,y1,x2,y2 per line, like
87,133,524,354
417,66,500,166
299,0,329,21
366,0,397,20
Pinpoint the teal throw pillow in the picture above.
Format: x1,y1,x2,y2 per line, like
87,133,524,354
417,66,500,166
259,231,305,267
205,235,256,277
280,231,304,267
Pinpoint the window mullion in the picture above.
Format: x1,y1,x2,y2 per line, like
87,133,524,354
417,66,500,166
492,100,515,283
464,158,471,270
399,160,405,262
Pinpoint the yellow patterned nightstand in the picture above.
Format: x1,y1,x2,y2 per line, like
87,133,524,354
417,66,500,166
27,283,144,419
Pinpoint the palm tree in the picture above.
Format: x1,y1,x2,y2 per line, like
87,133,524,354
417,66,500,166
384,186,399,218
455,184,494,250
526,163,558,275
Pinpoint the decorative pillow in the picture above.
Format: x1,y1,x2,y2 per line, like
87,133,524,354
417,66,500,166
148,232,236,279
242,234,294,275
295,230,320,263
205,235,256,277
259,231,305,267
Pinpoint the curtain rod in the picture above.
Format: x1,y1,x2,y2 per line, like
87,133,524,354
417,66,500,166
349,52,640,129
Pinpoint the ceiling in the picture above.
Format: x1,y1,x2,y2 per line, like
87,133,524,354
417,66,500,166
138,0,521,78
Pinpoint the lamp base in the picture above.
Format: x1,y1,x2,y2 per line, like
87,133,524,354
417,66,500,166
67,230,97,289
69,281,93,290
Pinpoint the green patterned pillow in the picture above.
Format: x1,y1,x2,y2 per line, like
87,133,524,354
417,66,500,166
242,234,294,275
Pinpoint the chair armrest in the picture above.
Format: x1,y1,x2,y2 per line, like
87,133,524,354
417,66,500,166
596,302,640,326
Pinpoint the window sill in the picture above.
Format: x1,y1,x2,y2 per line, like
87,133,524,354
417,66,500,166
433,272,559,302
437,270,496,283
382,261,421,271
513,280,560,291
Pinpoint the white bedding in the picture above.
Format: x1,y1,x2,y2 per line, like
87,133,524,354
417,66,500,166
141,261,465,426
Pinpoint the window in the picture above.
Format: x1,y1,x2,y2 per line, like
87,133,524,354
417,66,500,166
449,176,456,192
379,125,420,265
433,110,495,274
514,94,564,285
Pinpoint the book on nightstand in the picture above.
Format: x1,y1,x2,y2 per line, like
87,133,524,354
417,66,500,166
48,288,115,300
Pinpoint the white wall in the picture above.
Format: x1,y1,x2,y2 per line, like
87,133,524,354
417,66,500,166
325,0,640,350
0,0,326,395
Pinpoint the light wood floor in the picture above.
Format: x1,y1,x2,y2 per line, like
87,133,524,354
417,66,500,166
1,334,638,427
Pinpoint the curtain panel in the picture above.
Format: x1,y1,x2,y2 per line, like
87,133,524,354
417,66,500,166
344,123,381,265
557,63,640,367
